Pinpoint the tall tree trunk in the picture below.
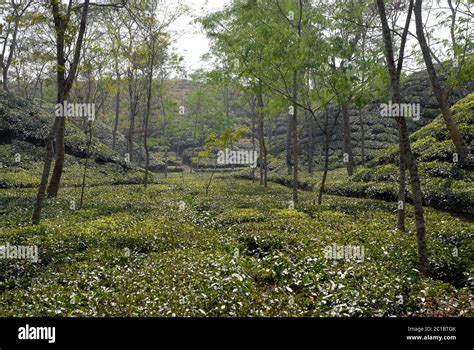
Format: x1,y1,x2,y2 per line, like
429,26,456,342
256,90,267,187
377,0,429,275
32,118,60,224
33,0,90,223
144,40,155,188
112,58,121,151
137,108,143,168
358,107,365,167
46,0,90,198
318,109,331,205
205,165,217,197
342,101,354,176
46,116,65,197
39,80,44,108
286,114,292,175
1,12,19,91
164,146,168,178
316,106,340,205
267,123,272,154
318,136,330,206
83,70,92,130
291,69,299,203
398,149,407,232
127,68,136,162
307,112,314,174
250,98,257,182
159,77,168,178
414,0,469,163
80,121,93,208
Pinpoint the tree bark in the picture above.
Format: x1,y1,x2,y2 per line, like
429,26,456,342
47,0,90,198
1,1,31,91
307,111,314,174
250,98,257,182
342,101,354,176
377,0,429,275
160,83,168,178
318,109,331,205
47,116,66,197
358,107,365,167
143,38,156,188
256,89,267,187
292,69,299,203
317,106,340,205
112,56,121,151
286,114,292,176
127,68,137,162
33,0,90,223
32,117,60,224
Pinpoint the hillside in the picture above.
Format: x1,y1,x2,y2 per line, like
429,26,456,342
268,69,474,172
324,93,474,216
0,90,182,189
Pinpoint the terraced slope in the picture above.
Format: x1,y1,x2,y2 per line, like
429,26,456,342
325,93,474,215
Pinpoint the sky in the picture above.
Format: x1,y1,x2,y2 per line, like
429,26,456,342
166,0,468,75
0,0,468,75
168,0,231,74
0,0,230,74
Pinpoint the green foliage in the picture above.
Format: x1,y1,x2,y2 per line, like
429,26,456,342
193,126,250,166
0,177,472,316
328,93,474,215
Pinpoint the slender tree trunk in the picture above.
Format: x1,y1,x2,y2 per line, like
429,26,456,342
46,0,90,198
342,101,354,176
398,148,407,232
143,40,156,188
2,64,9,91
292,69,299,203
1,15,19,91
267,123,273,154
47,116,65,197
318,110,331,205
250,98,256,183
256,90,267,187
316,106,340,205
205,164,217,197
137,109,143,168
80,121,93,208
359,107,365,167
32,118,60,224
377,0,429,275
33,0,90,222
414,0,469,163
127,69,136,162
159,77,168,178
164,146,168,178
84,71,92,130
112,58,121,151
307,111,314,174
39,80,44,108
286,114,292,176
